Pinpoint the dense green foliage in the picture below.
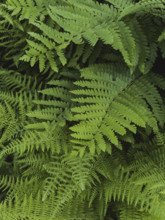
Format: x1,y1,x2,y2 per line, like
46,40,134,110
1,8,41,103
0,0,165,219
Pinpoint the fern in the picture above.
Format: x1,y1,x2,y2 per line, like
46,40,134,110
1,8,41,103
105,0,134,10
0,0,165,219
70,63,164,155
0,191,97,220
26,75,75,129
119,0,165,19
20,20,72,72
85,133,165,219
118,205,160,220
2,0,51,23
46,0,165,73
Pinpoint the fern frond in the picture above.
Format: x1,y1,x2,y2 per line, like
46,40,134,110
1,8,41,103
105,0,134,10
118,205,159,220
119,0,165,19
0,128,65,157
70,64,164,155
0,189,97,220
26,77,74,131
4,0,48,23
32,21,72,44
0,68,42,92
63,154,99,191
0,6,14,25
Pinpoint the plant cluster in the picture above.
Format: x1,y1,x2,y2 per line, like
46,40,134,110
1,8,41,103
0,0,165,219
